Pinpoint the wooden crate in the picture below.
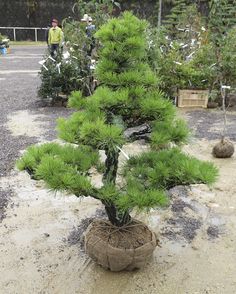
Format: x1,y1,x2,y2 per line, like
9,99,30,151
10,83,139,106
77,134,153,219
178,89,209,108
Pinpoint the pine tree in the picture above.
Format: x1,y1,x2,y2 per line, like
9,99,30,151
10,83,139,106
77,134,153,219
163,0,190,35
18,12,218,227
208,0,236,44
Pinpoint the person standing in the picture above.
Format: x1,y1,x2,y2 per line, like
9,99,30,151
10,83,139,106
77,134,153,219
81,14,96,57
48,19,63,58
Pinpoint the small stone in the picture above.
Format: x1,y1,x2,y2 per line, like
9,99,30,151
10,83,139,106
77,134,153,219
208,203,219,208
207,226,219,239
44,233,50,237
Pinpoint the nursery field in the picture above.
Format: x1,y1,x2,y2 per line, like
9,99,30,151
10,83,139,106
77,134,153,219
1,45,236,293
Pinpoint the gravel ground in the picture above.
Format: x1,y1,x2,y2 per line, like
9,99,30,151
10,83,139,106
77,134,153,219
0,45,72,176
0,45,72,218
183,109,236,141
1,45,43,176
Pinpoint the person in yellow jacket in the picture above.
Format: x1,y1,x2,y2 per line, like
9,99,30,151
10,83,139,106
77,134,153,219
48,19,63,57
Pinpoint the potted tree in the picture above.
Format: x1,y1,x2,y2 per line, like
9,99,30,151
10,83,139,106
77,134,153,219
212,84,235,158
17,12,218,271
207,1,236,157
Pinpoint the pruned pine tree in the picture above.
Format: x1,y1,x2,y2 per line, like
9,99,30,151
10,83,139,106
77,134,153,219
18,12,218,227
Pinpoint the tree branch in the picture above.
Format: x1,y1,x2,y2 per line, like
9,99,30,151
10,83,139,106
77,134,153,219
124,123,151,141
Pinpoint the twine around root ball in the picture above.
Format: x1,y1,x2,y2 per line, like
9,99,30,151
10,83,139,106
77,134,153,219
91,219,160,248
85,219,159,271
86,219,160,252
212,139,235,158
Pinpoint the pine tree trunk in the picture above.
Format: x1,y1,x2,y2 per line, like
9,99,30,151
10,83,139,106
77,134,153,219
103,147,119,184
102,147,131,227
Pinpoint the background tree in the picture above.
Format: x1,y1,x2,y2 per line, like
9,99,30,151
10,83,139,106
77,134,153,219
146,4,209,98
72,0,121,26
38,0,121,102
208,0,236,44
207,0,236,98
163,0,190,36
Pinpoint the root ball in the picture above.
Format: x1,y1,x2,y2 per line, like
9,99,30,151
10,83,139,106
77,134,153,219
212,139,234,158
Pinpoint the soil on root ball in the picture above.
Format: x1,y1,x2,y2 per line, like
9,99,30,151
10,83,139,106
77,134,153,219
86,219,154,250
212,139,235,158
85,219,157,271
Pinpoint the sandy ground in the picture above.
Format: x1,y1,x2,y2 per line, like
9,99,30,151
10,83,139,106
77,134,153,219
0,137,236,294
1,45,236,294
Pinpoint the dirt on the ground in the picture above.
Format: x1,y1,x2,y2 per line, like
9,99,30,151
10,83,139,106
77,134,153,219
1,46,236,294
0,138,236,294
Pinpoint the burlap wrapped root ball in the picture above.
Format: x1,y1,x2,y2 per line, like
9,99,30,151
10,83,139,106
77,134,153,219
85,220,158,272
212,139,235,158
